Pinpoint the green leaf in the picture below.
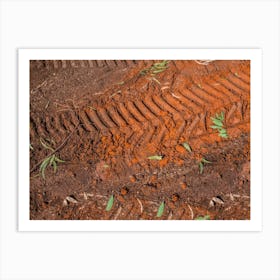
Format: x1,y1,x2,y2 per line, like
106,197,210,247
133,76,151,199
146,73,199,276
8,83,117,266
54,156,65,163
199,162,204,174
211,118,223,127
52,160,57,173
156,201,165,217
40,138,54,152
39,157,49,172
182,142,192,152
219,129,228,138
154,69,167,74
49,154,56,166
106,195,114,211
211,112,228,139
219,134,228,139
195,215,210,220
147,155,163,160
40,157,50,179
210,125,221,129
201,158,211,164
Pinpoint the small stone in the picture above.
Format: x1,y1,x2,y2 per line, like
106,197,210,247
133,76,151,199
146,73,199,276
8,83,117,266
180,182,187,190
120,187,128,196
171,193,179,202
129,175,136,183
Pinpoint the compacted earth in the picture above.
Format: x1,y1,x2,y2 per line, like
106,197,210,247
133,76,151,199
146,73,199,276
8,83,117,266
29,59,250,220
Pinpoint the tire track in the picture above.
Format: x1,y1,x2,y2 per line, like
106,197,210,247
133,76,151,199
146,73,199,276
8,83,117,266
32,60,140,70
30,64,250,165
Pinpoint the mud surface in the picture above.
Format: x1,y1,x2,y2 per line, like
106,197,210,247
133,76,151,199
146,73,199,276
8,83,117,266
30,60,250,220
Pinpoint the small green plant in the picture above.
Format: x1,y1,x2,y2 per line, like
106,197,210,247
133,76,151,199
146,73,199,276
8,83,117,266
210,112,228,138
140,60,169,76
195,215,210,220
106,195,114,211
182,142,192,152
147,155,163,160
156,201,165,218
198,158,211,174
39,138,65,179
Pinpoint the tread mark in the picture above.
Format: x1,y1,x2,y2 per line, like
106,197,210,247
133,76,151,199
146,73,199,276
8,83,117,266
70,61,79,68
183,87,209,106
127,101,148,122
134,100,158,121
219,78,248,96
226,104,237,123
168,91,197,113
96,60,105,67
230,102,244,124
109,107,128,127
61,60,67,68
227,73,250,92
105,60,117,68
58,114,68,132
153,125,168,144
127,130,145,147
53,61,59,69
239,69,251,80
152,94,182,120
237,102,244,121
116,60,127,68
175,121,186,141
79,61,87,68
163,93,192,116
242,102,250,121
61,112,76,130
140,126,156,146
203,81,237,103
143,97,163,117
230,70,250,85
185,115,201,137
178,90,204,111
87,109,108,130
88,60,97,68
79,110,97,131
211,78,240,98
69,111,80,127
50,116,65,142
191,84,225,106
118,103,141,127
45,116,58,138
98,108,118,128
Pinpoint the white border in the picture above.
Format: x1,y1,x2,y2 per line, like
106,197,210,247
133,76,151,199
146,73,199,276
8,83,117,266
18,49,262,231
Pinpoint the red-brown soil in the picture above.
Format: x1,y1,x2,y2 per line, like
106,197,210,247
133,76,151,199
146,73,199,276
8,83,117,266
30,59,250,220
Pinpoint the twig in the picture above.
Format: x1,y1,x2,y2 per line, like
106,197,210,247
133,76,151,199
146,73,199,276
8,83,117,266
171,92,180,99
187,203,194,220
30,123,80,173
113,206,122,220
167,211,173,220
136,198,143,214
194,60,214,65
